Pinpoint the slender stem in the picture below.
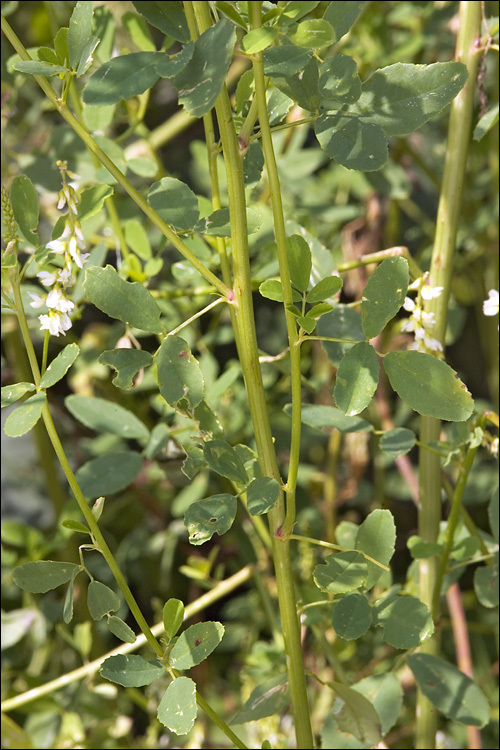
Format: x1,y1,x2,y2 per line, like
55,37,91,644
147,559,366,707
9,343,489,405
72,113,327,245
166,296,225,337
289,534,390,570
248,2,302,535
191,4,314,747
416,4,482,748
10,276,164,657
432,441,479,616
0,16,231,300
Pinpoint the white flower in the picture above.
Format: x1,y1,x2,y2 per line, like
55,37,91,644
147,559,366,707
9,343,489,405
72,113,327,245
421,285,444,300
46,238,66,254
403,297,415,312
483,289,499,317
490,437,499,457
45,288,74,313
37,270,56,286
57,268,73,286
39,310,72,336
28,291,45,308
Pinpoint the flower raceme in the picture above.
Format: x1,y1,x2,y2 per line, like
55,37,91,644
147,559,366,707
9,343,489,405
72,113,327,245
28,161,89,337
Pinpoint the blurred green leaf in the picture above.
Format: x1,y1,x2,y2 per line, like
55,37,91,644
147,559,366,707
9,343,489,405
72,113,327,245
407,654,490,727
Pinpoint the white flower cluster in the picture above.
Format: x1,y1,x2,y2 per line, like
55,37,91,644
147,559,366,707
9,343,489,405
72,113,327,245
28,161,89,337
401,276,444,355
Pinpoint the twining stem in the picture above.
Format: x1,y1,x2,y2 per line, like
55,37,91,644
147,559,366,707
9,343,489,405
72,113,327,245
416,3,482,748
0,16,231,301
191,3,314,747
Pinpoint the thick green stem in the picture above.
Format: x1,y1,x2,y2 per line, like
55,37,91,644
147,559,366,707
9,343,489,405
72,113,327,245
416,4,482,748
191,3,314,746
248,3,302,534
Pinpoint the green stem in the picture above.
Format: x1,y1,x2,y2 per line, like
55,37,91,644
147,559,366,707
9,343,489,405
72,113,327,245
191,4,314,747
248,2,302,535
10,276,164,657
0,15,230,300
432,441,480,616
416,4,482,748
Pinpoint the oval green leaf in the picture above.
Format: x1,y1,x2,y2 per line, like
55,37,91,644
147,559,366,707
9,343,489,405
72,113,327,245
313,551,368,594
355,509,396,589
1,382,36,407
351,62,468,137
288,19,335,49
380,427,416,457
285,403,373,433
173,19,236,117
40,344,80,389
156,335,204,409
10,174,39,244
315,113,388,171
84,265,164,333
361,257,409,339
12,560,82,594
107,615,137,644
82,52,163,105
12,60,69,77
334,342,379,416
75,451,143,499
68,0,93,69
332,592,371,640
157,677,197,735
232,674,289,724
147,176,199,232
4,392,46,437
99,348,153,389
383,350,474,421
100,654,164,687
163,599,185,641
241,27,278,54
407,653,490,727
195,207,261,236
184,493,237,546
168,621,225,671
319,55,362,108
287,234,312,292
374,595,434,649
317,305,365,365
306,276,343,303
203,440,249,485
328,681,381,746
87,580,120,621
131,1,190,42
247,476,281,516
352,673,403,736
65,395,149,440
